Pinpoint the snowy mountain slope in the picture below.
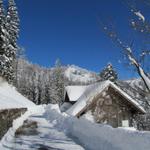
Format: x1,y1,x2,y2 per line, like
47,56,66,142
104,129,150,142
125,78,146,90
65,65,100,84
0,78,35,110
116,78,148,107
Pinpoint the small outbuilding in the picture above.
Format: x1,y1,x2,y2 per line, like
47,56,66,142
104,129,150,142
64,81,146,128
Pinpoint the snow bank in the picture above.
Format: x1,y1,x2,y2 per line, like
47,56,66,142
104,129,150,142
45,105,150,150
80,110,95,123
0,78,35,110
60,102,73,112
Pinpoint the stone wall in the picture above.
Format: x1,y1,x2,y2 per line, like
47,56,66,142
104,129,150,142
78,87,137,128
91,87,134,127
0,108,27,139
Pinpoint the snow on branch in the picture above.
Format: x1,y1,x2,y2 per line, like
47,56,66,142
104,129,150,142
140,50,150,57
133,11,145,22
126,0,145,22
99,19,150,92
139,67,150,91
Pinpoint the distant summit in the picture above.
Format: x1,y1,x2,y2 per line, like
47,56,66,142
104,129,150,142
65,65,100,85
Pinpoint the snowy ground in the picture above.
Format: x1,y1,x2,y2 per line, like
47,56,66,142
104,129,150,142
1,106,84,150
1,104,150,150
1,78,149,150
3,116,84,150
44,105,150,150
0,78,35,110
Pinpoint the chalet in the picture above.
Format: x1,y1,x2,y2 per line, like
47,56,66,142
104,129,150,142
63,80,146,128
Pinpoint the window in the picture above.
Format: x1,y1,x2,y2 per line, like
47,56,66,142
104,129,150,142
122,120,129,127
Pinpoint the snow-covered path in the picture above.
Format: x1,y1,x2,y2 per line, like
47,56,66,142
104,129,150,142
3,113,84,150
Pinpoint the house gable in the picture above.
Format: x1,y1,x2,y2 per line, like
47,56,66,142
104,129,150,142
66,81,146,116
77,86,143,127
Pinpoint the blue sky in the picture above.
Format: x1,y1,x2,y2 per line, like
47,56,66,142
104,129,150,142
14,0,146,79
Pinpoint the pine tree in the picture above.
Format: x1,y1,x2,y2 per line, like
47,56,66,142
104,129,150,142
100,63,118,82
5,0,20,82
50,59,65,105
0,0,19,83
6,0,19,45
0,0,11,82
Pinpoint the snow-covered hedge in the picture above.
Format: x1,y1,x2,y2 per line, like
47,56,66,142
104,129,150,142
45,105,150,150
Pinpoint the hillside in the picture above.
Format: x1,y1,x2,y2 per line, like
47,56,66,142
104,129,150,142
14,58,101,104
116,78,148,108
65,65,100,84
0,78,35,110
14,58,148,106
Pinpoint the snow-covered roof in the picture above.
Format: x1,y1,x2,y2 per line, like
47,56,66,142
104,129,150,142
65,85,89,101
66,80,146,116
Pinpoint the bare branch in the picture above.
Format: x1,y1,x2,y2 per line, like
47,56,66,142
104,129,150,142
98,16,150,93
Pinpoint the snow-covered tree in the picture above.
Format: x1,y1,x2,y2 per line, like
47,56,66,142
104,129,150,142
100,63,118,82
6,0,19,45
98,2,150,130
0,0,10,82
14,58,65,105
0,0,19,83
5,0,20,82
99,10,150,107
50,59,65,105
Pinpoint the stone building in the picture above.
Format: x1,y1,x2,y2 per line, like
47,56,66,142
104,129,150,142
63,81,145,128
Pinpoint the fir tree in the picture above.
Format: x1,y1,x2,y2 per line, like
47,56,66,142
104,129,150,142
6,0,19,45
0,0,19,83
0,0,11,82
100,63,118,82
5,0,20,82
50,59,65,105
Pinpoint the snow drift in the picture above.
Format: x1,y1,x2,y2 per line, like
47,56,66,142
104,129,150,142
45,105,150,150
0,78,35,110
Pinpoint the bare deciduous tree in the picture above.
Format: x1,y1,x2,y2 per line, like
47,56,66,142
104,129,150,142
98,0,150,107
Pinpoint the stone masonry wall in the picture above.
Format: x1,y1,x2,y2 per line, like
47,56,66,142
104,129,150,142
0,108,27,139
